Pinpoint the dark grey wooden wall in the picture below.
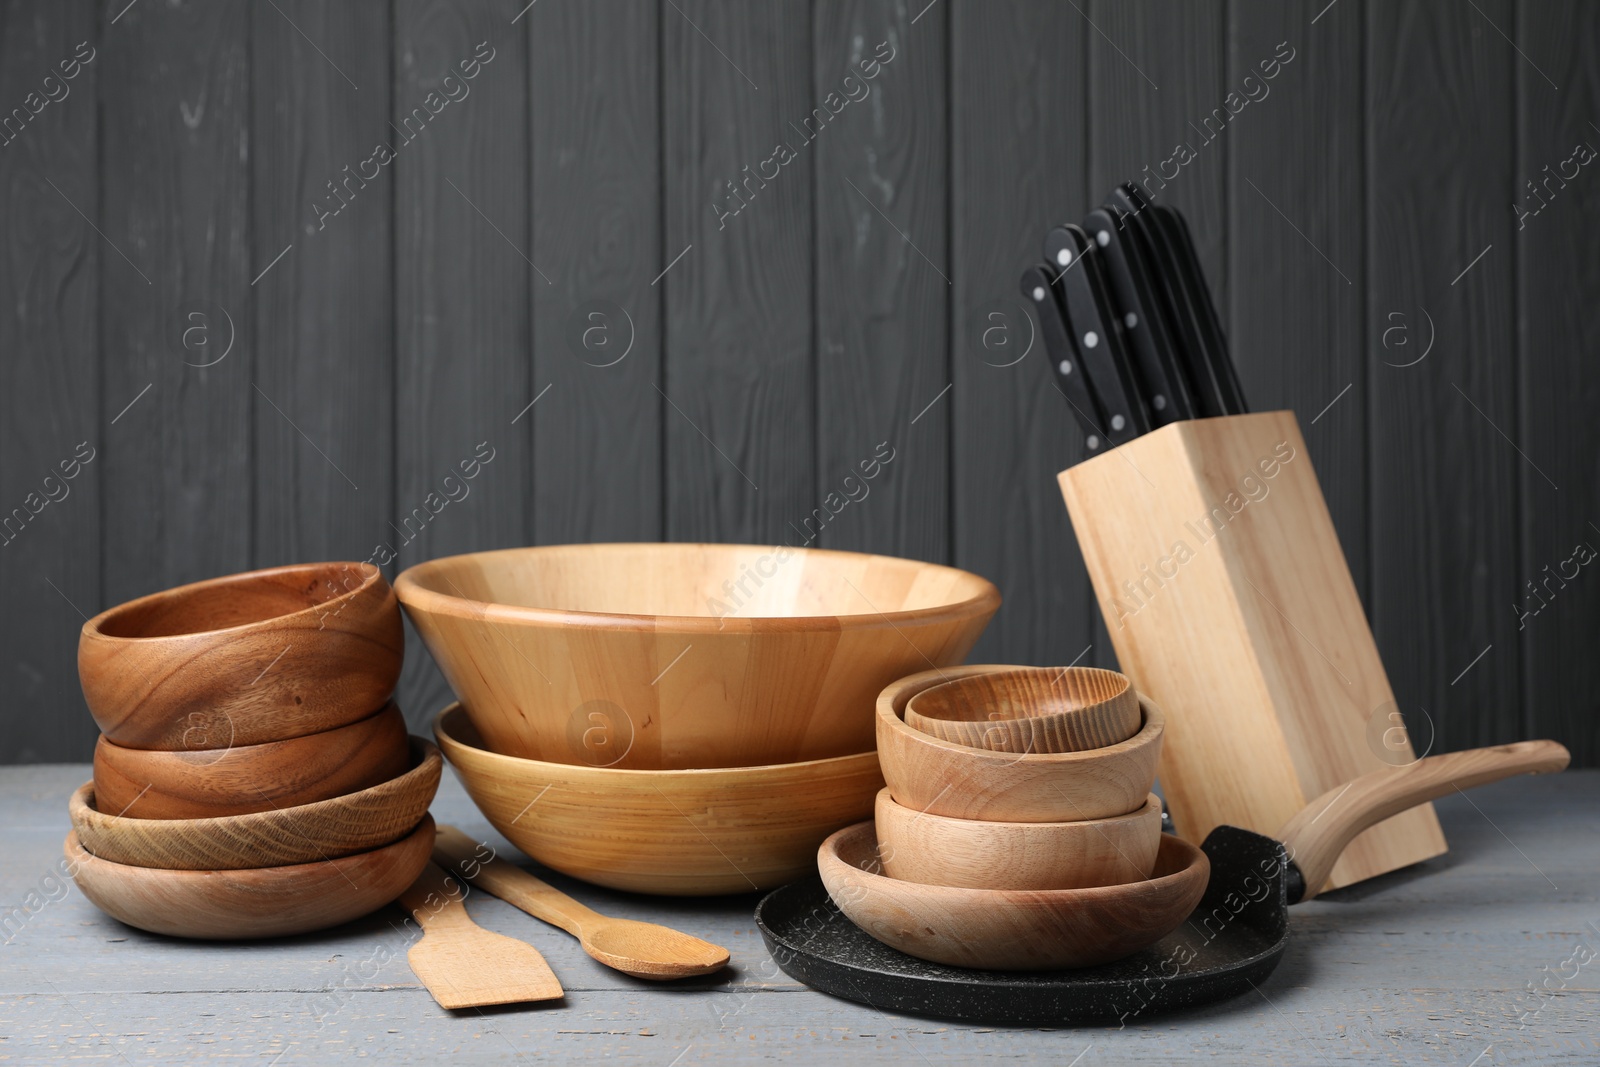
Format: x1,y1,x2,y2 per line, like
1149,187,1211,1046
2,0,1595,766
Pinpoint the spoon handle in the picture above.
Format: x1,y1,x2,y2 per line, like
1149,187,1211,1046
432,824,603,937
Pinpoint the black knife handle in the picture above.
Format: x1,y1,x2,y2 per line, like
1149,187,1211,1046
1151,204,1248,415
1021,265,1106,453
1046,226,1150,446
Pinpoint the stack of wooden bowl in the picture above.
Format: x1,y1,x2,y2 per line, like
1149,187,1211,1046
395,543,1002,896
66,563,440,939
817,664,1209,971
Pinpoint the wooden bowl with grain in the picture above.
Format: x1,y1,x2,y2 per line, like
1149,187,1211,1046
902,666,1141,754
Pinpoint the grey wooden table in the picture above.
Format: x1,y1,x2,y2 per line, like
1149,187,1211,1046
3,766,1596,1066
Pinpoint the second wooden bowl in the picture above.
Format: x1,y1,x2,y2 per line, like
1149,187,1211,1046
903,667,1140,754
877,666,1165,823
71,737,441,869
875,789,1163,890
65,815,435,940
93,701,410,820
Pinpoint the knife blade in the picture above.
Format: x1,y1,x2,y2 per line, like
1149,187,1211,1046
1149,204,1248,415
1020,264,1107,453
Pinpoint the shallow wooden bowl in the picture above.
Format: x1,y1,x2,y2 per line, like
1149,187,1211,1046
875,788,1163,890
65,815,435,940
903,667,1140,754
876,666,1164,823
396,543,999,769
818,821,1208,970
434,704,883,895
93,701,410,820
71,737,441,869
80,562,403,750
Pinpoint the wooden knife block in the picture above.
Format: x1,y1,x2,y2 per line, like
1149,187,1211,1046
1058,410,1446,892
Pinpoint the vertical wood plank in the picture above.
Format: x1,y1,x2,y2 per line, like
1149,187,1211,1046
662,0,813,544
1517,0,1600,764
1228,4,1366,604
0,0,99,762
812,2,946,563
949,1,1092,667
99,1,253,603
394,0,530,727
252,1,393,568
1368,0,1519,752
529,0,662,545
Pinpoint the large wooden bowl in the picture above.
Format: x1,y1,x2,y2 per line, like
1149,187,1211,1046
80,562,403,749
874,788,1163,890
818,821,1208,970
434,704,883,895
877,666,1164,822
71,737,441,869
93,702,410,820
65,815,435,940
903,666,1140,753
396,543,999,769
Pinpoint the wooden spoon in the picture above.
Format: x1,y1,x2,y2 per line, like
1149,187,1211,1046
396,861,563,1009
433,824,729,980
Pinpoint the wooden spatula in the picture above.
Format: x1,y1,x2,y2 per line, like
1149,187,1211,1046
396,861,564,1009
433,825,729,980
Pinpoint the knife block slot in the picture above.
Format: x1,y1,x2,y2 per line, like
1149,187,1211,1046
1058,410,1445,892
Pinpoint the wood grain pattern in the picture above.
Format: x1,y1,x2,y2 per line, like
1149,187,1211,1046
0,0,99,765
1366,1,1519,756
93,701,409,820
64,813,435,940
877,666,1164,823
875,788,1162,891
902,666,1140,753
1058,410,1448,889
434,704,884,896
69,737,440,870
432,824,729,980
396,860,563,1009
397,543,998,768
1516,1,1600,767
818,822,1208,971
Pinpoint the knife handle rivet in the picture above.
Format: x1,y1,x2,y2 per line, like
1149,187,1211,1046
1111,414,1126,432
1031,286,1047,302
1058,359,1073,376
1124,312,1138,329
1083,331,1099,348
1096,230,1110,247
1056,249,1072,267
1087,435,1100,450
1153,395,1167,411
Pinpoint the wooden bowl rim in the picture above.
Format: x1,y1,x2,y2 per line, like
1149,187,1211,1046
396,543,1001,634
435,703,881,780
95,698,403,763
877,787,1161,833
877,665,1165,767
72,736,440,838
821,820,1207,904
904,666,1134,725
81,561,386,644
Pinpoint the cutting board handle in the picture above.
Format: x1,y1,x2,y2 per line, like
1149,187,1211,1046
1280,739,1570,901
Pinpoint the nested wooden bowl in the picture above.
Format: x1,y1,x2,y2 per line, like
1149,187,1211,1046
71,737,441,869
874,788,1163,890
93,701,410,820
877,666,1164,822
65,815,435,940
902,666,1140,754
79,562,403,750
396,543,999,769
434,704,883,895
818,821,1208,970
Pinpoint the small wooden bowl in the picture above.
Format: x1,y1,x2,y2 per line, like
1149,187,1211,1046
79,562,403,750
818,821,1208,970
93,701,410,820
65,815,435,940
876,665,1164,823
71,737,441,869
903,667,1140,754
875,788,1162,890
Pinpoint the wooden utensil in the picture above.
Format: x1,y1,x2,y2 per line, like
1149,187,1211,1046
817,822,1209,971
396,543,999,769
397,861,563,1009
80,561,403,749
434,705,882,895
93,700,410,820
65,814,434,940
875,789,1162,890
903,667,1140,754
70,737,441,869
432,825,729,979
877,666,1163,823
